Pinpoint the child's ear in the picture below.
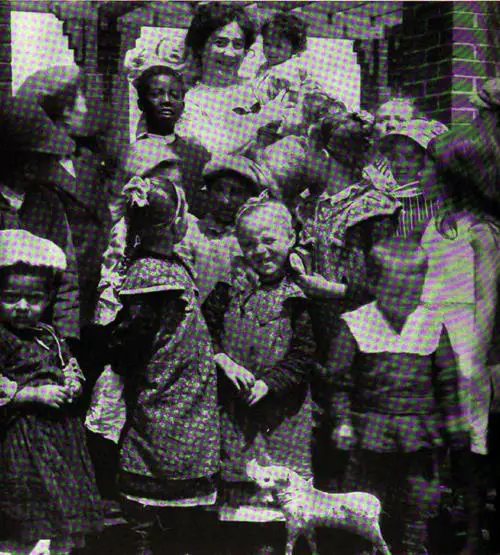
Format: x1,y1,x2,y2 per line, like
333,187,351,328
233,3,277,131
288,228,297,248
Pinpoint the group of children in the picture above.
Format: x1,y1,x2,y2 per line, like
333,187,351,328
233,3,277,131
0,6,499,555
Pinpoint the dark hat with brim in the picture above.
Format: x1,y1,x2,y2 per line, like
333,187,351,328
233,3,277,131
428,112,500,211
0,95,75,156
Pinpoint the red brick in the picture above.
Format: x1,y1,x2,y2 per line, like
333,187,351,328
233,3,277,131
453,43,476,60
451,92,475,109
453,11,476,28
452,27,490,45
451,108,476,123
452,76,475,92
426,76,452,95
453,59,496,78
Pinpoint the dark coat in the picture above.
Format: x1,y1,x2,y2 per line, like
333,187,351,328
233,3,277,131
43,145,112,328
207,269,316,483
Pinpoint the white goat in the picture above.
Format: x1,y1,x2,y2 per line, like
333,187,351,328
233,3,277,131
246,459,391,555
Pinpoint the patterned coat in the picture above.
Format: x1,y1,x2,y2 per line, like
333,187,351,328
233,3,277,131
296,183,399,360
110,254,219,501
205,269,316,521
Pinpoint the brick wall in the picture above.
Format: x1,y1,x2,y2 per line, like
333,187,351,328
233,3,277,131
388,1,498,128
0,1,11,95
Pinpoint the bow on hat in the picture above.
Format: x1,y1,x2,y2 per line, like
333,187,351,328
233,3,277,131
122,176,152,208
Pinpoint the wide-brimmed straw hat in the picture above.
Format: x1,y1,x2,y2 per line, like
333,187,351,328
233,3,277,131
0,95,75,156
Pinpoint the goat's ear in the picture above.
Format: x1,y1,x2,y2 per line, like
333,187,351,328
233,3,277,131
246,458,259,478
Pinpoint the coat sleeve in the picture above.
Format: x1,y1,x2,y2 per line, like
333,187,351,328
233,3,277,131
258,301,316,395
51,211,81,340
109,291,186,376
324,319,358,423
201,282,232,353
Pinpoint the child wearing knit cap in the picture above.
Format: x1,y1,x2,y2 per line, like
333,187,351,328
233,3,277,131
327,237,468,554
0,230,102,555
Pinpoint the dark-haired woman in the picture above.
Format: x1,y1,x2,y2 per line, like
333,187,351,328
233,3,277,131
177,2,290,155
16,65,112,335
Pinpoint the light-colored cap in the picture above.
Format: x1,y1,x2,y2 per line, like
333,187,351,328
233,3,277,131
386,118,449,149
0,229,67,272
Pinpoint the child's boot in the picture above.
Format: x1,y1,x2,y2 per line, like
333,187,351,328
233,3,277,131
122,501,156,555
458,453,488,555
401,520,429,555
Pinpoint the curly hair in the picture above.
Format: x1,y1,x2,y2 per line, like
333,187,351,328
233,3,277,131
261,11,308,55
185,2,257,60
134,65,185,106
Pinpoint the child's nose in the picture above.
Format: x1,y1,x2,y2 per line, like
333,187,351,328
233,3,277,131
16,298,29,310
76,93,88,115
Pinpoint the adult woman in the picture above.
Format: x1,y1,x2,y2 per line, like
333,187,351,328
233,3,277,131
177,3,290,156
0,96,80,341
16,65,112,339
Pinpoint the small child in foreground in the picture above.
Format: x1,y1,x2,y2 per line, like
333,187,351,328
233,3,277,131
205,197,316,554
0,230,102,555
327,237,468,554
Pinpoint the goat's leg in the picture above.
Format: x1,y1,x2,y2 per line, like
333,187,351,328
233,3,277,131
285,523,300,555
304,528,319,555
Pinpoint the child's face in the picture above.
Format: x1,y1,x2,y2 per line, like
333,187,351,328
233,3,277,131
142,73,184,129
0,270,50,329
209,174,254,225
263,33,294,67
375,101,414,136
381,136,426,184
237,207,295,281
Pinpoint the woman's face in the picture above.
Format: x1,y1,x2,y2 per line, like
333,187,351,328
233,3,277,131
62,88,88,137
202,22,246,80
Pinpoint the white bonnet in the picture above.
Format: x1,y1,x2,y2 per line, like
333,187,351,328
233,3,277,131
0,230,67,272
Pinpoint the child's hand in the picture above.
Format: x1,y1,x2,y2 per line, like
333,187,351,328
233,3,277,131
247,380,269,406
332,422,355,450
32,385,70,409
215,354,256,393
64,378,83,401
294,271,347,299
